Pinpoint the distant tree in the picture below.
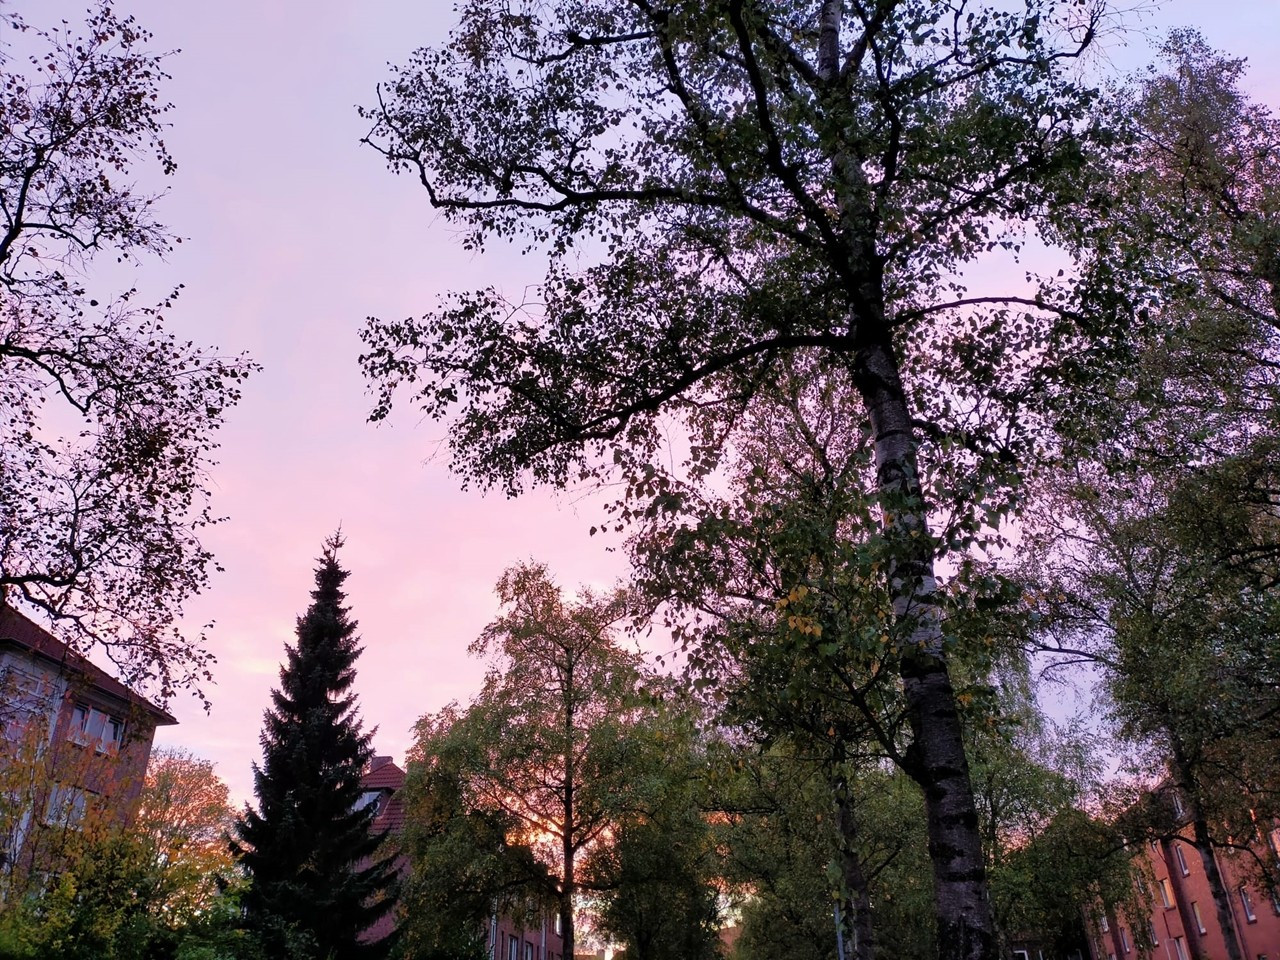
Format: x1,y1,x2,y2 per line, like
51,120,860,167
400,563,661,960
395,705,551,960
584,691,721,960
137,747,239,922
0,1,255,702
1021,34,1280,960
233,537,397,960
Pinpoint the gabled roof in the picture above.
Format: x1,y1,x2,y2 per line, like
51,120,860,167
0,604,177,725
363,755,406,790
361,755,408,833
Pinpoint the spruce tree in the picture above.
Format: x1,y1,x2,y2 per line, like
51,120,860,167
233,536,397,959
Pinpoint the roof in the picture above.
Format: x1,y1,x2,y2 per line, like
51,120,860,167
0,604,178,726
361,755,408,833
363,755,406,790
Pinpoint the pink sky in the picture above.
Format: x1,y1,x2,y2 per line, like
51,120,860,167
27,0,1280,804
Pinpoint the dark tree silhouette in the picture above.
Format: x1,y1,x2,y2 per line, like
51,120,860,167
233,536,397,960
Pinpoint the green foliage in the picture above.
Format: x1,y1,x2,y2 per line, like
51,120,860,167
398,564,720,960
585,695,721,960
233,537,398,960
396,706,550,960
360,8,1132,955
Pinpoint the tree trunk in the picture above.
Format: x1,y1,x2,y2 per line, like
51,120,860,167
562,717,576,960
1168,741,1244,960
834,777,876,960
852,336,995,960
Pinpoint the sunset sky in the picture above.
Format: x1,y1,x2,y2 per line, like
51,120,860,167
26,0,1280,804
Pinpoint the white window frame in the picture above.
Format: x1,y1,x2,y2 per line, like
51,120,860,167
1147,919,1159,945
68,704,124,753
1240,886,1257,923
43,784,89,828
1172,936,1189,960
1159,877,1175,908
1191,901,1206,934
1174,842,1190,876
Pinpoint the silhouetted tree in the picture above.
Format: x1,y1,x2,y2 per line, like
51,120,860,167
233,536,397,959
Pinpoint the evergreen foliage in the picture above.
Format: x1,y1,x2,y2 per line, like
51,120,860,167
233,537,397,960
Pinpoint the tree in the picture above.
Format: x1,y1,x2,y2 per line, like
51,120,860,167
0,2,255,701
360,5,1119,956
1023,467,1280,960
0,744,250,960
584,692,721,960
1020,36,1280,960
400,562,659,960
232,537,397,960
137,747,240,923
396,705,552,960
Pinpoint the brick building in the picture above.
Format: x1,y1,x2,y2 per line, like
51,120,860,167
0,604,176,878
1087,788,1280,960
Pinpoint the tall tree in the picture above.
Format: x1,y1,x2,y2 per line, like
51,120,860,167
0,1,254,701
1022,35,1280,960
360,6,1118,957
401,562,654,960
233,537,397,960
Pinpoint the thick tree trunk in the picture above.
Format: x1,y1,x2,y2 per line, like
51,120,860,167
852,337,995,960
834,778,876,960
1168,741,1244,960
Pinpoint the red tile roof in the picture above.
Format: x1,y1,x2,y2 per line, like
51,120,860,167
361,756,408,833
363,755,406,790
0,604,177,725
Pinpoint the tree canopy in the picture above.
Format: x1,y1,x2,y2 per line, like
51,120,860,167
359,5,1124,956
0,1,255,701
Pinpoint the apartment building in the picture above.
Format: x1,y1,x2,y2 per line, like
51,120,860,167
1088,789,1280,960
0,603,175,876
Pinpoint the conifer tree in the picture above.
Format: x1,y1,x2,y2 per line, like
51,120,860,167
233,536,397,959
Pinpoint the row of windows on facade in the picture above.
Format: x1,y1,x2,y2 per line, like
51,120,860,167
1099,854,1278,960
498,936,561,960
1,663,125,755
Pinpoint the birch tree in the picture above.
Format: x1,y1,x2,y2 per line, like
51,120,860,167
360,4,1119,957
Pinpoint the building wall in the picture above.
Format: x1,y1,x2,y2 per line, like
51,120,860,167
0,616,170,884
1087,830,1280,960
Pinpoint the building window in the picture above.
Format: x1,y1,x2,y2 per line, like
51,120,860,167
1174,843,1190,876
1159,877,1175,908
1171,937,1188,960
524,943,533,960
68,705,124,753
1240,886,1257,923
1171,791,1186,819
554,914,562,936
43,784,89,828
1,663,56,741
1119,928,1131,953
1148,919,1159,945
1099,913,1109,932
1191,901,1206,934
508,935,518,960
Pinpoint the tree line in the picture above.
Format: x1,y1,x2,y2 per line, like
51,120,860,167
1,2,1277,960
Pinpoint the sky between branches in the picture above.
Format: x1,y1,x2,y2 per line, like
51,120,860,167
22,0,1280,804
